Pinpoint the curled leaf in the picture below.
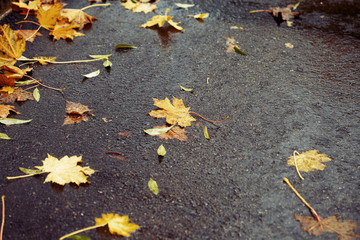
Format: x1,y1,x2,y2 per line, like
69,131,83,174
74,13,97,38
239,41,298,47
144,124,175,136
178,83,193,92
157,144,166,156
82,70,100,78
33,87,40,102
148,178,159,195
204,126,210,139
115,44,137,49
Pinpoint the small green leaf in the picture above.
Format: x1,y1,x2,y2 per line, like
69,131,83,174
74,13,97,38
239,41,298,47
0,118,32,125
0,133,12,140
103,60,112,68
157,144,166,156
33,87,40,102
88,54,112,59
144,124,175,136
204,126,210,139
148,178,159,195
67,235,91,240
115,44,137,49
178,83,193,92
82,70,100,78
234,46,247,55
19,167,43,175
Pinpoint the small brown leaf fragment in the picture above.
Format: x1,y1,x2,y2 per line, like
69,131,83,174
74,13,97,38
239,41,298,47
0,88,34,103
295,214,359,240
154,125,188,141
108,155,126,161
15,29,43,42
118,132,131,137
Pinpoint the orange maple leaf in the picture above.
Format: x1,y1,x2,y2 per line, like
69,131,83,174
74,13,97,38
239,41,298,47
295,214,360,240
0,24,26,66
36,3,62,29
0,65,31,86
149,97,196,127
0,104,19,118
61,8,97,30
50,23,85,40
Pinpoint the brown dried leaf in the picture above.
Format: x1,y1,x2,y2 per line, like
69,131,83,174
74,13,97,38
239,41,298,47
15,29,43,42
0,104,19,118
63,101,93,125
61,8,97,30
63,114,89,125
0,65,31,86
154,125,188,141
0,88,34,103
118,132,131,137
295,214,359,240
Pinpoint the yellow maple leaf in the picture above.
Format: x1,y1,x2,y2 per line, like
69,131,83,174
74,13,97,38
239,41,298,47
122,0,156,14
149,96,196,127
0,24,26,66
287,149,332,172
34,154,95,185
50,23,85,40
36,3,62,29
95,213,140,236
141,8,184,31
0,86,17,94
33,56,56,65
61,8,97,30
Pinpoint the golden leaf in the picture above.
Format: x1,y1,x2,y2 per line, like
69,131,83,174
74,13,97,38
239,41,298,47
0,24,26,66
12,0,42,15
191,13,209,19
122,0,156,13
154,125,188,141
33,56,56,65
295,214,359,239
0,86,17,94
141,8,184,31
61,8,96,30
149,96,196,127
95,213,140,237
287,149,332,172
35,154,95,185
50,23,85,40
0,104,19,119
36,3,63,29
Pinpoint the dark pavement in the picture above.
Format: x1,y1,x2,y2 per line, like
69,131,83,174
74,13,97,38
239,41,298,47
1,0,359,239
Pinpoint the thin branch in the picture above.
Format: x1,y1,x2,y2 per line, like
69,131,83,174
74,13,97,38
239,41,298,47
24,75,66,92
6,172,45,180
0,195,4,240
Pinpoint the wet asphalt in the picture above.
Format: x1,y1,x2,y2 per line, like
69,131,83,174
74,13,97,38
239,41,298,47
0,0,359,239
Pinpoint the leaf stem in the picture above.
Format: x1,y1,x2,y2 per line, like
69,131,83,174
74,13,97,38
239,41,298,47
59,223,106,240
293,151,304,180
25,25,42,42
249,9,272,14
6,172,44,180
283,177,321,222
81,3,111,11
24,75,66,91
0,195,4,240
189,111,229,123
21,57,107,64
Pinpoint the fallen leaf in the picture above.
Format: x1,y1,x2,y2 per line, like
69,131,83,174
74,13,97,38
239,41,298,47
115,44,137,49
67,235,90,240
178,83,193,92
50,23,85,40
34,154,95,185
295,214,359,240
82,69,100,78
89,54,112,59
60,213,139,240
155,125,188,141
285,42,294,48
0,88,35,103
33,56,56,65
144,124,175,136
149,97,196,127
148,178,159,195
64,101,93,125
157,144,166,156
0,132,12,140
0,118,32,125
12,0,42,15
36,3,63,29
141,8,184,31
0,24,26,66
33,87,40,102
234,46,248,55
287,149,332,173
0,65,30,86
122,0,156,14
204,126,210,139
189,13,209,19
0,104,19,118
118,132,131,137
175,3,195,10
0,86,17,94
19,167,43,175
15,29,43,42
103,59,112,68
61,8,97,30
250,4,304,26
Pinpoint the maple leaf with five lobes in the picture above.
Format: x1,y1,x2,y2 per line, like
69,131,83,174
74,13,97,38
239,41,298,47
36,2,62,29
287,149,332,172
34,154,95,185
149,97,196,127
0,24,26,66
12,0,42,15
141,8,184,31
50,23,85,40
